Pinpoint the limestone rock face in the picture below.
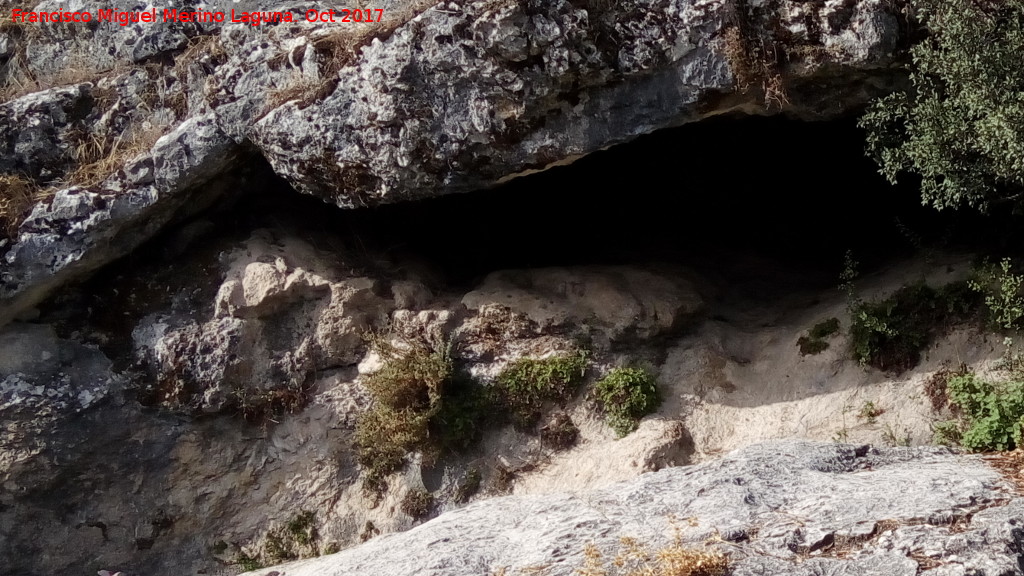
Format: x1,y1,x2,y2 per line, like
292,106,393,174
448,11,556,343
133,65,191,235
133,232,395,413
0,0,906,327
246,0,904,207
0,322,122,488
0,113,241,326
462,266,705,343
244,441,1024,576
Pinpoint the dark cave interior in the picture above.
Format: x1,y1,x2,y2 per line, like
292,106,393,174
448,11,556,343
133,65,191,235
222,114,1009,289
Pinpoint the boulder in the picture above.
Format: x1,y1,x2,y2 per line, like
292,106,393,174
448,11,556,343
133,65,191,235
243,441,1024,576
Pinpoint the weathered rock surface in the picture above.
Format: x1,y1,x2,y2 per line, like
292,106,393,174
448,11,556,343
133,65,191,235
0,322,122,487
250,0,904,207
0,113,242,326
0,0,907,327
462,266,705,344
0,216,1014,576
244,441,1024,576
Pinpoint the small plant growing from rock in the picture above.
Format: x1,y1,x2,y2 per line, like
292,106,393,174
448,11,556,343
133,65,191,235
848,282,979,371
943,372,1024,452
857,401,884,424
400,488,435,519
454,466,482,504
882,423,912,447
355,333,452,494
492,350,589,429
594,366,662,437
233,553,263,572
540,411,579,450
797,317,840,355
577,535,728,576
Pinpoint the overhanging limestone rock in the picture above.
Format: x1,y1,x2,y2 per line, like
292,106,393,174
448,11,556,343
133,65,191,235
245,0,905,207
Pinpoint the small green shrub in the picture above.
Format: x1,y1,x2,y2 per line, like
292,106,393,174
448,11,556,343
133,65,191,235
969,258,1024,330
849,282,979,371
857,400,884,424
355,335,497,496
946,373,1024,451
239,510,320,567
932,420,962,446
400,488,435,519
234,553,263,571
797,317,840,355
493,351,588,428
594,367,662,437
809,317,841,340
430,369,494,453
285,510,318,548
355,336,452,494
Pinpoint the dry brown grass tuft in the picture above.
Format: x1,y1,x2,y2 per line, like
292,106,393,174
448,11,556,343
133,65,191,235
0,173,42,238
577,536,728,576
984,449,1024,494
0,38,129,102
64,121,168,188
720,20,789,110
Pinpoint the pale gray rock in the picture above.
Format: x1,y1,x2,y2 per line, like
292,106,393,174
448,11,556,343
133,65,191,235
0,322,122,487
245,0,905,207
132,232,395,413
246,441,1024,576
462,266,705,343
0,113,241,326
0,0,908,328
0,84,93,180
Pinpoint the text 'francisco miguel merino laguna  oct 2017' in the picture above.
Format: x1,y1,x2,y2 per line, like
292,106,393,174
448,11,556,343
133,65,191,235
9,7,385,26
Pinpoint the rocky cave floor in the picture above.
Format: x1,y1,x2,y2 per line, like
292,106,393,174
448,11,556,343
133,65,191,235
4,117,1024,576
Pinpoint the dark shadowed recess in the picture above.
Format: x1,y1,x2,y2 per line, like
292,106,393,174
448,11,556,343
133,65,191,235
233,114,1009,289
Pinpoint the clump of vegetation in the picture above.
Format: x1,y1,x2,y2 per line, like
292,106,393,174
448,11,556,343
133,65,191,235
882,423,912,447
430,369,493,453
234,379,311,425
264,510,319,562
355,335,453,495
924,368,955,413
857,400,884,424
720,1,787,110
578,536,728,576
969,258,1024,330
849,282,980,371
594,367,662,437
860,0,1024,212
355,333,500,496
454,467,482,504
400,488,435,519
492,350,588,428
540,411,579,450
940,372,1024,452
236,510,320,568
797,317,840,355
0,173,39,238
233,552,263,572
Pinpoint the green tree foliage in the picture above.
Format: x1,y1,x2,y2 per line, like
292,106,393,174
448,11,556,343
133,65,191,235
860,0,1024,211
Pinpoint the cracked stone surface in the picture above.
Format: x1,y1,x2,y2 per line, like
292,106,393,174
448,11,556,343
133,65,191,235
0,0,907,327
246,441,1024,576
